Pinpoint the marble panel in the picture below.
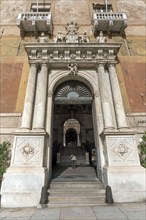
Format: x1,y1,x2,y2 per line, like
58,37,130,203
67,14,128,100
11,136,45,166
105,135,140,165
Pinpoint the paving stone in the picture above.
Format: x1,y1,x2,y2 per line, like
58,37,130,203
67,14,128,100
124,211,146,220
60,207,96,219
0,218,30,220
93,205,128,220
31,208,60,220
0,208,35,219
117,202,146,212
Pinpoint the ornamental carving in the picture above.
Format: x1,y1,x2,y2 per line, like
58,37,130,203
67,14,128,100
20,143,35,157
17,141,39,162
67,63,78,75
113,141,132,161
54,22,90,43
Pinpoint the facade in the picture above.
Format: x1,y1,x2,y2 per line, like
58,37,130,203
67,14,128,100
0,0,146,207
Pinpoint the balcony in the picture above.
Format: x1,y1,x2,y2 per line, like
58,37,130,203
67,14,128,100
17,12,53,37
92,12,127,35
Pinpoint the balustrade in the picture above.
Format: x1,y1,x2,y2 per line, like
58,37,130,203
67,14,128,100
93,12,127,34
17,12,52,37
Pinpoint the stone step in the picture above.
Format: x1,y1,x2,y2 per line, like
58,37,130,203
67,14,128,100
50,183,104,190
47,201,107,208
48,189,105,195
48,196,105,204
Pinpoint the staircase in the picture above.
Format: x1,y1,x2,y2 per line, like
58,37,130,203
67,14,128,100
48,166,105,207
60,146,86,165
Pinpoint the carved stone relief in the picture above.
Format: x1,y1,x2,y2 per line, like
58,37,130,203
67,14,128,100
106,135,139,164
67,63,78,76
12,136,44,166
112,141,131,161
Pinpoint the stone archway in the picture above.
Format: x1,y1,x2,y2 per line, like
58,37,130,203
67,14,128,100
63,119,81,147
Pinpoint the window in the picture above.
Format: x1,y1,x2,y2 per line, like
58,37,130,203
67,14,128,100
93,3,113,13
31,3,51,12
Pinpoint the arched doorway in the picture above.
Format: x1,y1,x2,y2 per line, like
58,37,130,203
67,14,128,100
52,80,96,167
66,128,77,147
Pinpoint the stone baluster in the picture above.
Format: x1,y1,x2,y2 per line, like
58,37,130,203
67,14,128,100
108,63,128,128
21,63,37,129
97,64,115,129
33,63,48,130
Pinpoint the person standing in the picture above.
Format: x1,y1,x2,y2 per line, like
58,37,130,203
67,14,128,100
70,155,77,169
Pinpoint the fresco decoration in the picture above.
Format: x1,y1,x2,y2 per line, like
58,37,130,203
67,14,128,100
54,0,90,25
0,0,26,24
117,0,146,24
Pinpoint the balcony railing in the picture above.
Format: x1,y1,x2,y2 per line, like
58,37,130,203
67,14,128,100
92,12,127,35
17,12,53,37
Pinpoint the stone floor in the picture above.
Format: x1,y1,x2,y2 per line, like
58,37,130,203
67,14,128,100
0,202,146,220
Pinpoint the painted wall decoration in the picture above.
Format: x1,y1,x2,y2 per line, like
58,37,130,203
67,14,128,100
117,0,146,24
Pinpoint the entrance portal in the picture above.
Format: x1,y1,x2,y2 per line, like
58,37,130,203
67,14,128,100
52,80,96,167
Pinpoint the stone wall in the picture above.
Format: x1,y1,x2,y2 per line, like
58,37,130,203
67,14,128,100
0,113,21,145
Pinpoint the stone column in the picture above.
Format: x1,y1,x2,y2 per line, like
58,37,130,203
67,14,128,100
77,134,81,146
21,63,37,129
97,64,115,129
33,63,48,129
108,64,128,128
63,134,66,147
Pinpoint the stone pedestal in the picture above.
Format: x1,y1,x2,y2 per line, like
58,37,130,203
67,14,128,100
1,132,48,207
102,130,146,202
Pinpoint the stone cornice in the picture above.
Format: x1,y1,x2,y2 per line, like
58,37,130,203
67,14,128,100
24,42,121,68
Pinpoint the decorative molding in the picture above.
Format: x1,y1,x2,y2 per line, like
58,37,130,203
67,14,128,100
24,42,121,68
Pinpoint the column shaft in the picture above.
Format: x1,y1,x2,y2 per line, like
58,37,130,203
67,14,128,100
33,63,48,129
21,63,37,129
97,64,115,129
77,134,81,146
108,64,128,128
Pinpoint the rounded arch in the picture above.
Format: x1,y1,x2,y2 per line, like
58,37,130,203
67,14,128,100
49,70,98,95
64,118,80,135
54,80,93,104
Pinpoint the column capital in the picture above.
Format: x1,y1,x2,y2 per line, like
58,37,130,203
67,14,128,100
29,62,38,68
96,62,106,69
41,62,48,68
107,62,117,68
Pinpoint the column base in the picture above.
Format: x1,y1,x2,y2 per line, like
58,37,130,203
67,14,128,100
1,167,47,207
103,165,146,203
